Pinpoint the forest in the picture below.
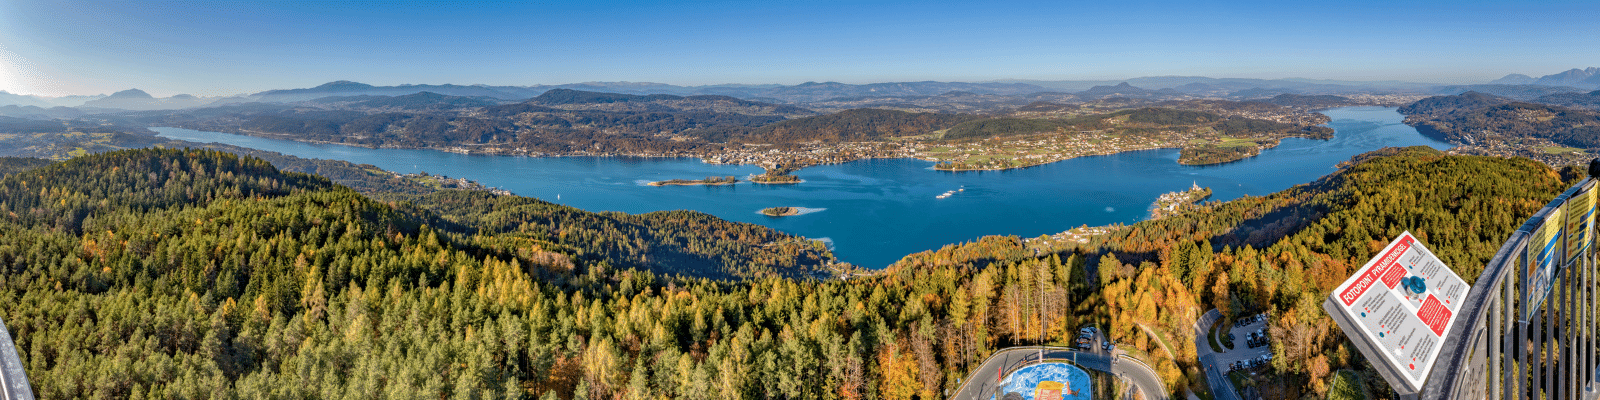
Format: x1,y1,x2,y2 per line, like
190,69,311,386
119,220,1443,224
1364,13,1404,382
1401,94,1600,149
686,109,978,143
1176,142,1266,165
940,107,1331,144
0,145,1575,400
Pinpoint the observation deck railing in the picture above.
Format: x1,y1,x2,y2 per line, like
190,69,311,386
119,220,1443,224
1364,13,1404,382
1418,173,1598,400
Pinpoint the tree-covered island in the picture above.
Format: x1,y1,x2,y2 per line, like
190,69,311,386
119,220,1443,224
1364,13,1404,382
647,175,738,186
749,165,803,184
760,206,802,216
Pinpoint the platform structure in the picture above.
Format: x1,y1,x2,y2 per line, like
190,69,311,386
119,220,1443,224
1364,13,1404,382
1363,165,1600,400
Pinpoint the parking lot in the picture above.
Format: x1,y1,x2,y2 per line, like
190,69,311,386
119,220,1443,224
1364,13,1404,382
1213,313,1273,373
1073,326,1115,356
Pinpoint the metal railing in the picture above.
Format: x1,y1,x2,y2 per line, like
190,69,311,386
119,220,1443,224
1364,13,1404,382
1418,175,1599,400
0,316,34,400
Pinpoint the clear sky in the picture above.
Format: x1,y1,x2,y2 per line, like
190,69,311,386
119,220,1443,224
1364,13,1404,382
1,0,1596,97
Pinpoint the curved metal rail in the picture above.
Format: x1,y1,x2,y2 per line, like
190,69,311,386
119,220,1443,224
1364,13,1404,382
1418,173,1599,400
0,316,34,400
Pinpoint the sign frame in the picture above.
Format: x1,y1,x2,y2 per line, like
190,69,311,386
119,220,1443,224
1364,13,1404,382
1323,232,1470,395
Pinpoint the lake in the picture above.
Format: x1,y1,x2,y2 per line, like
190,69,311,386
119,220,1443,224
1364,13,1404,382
155,106,1451,268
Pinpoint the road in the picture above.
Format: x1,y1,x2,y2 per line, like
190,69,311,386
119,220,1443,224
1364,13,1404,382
951,346,1167,400
0,316,34,400
1193,309,1241,400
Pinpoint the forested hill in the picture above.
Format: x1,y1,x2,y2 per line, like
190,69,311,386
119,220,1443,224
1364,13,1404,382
941,107,1331,142
0,146,1574,400
1399,92,1600,150
0,147,834,279
688,108,980,143
521,89,816,117
0,157,53,177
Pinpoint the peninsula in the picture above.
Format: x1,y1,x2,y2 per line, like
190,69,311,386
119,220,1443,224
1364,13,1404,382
1149,182,1212,219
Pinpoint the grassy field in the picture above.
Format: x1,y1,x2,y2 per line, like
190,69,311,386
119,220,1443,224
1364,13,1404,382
1217,137,1262,147
1542,146,1585,155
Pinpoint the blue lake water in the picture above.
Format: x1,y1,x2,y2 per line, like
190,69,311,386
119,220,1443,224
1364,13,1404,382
154,106,1451,268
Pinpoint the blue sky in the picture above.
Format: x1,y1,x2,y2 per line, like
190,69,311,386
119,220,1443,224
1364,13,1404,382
0,0,1596,97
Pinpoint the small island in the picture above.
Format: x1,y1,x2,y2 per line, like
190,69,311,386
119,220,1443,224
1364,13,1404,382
761,207,802,216
649,175,738,186
1177,138,1279,165
750,165,803,184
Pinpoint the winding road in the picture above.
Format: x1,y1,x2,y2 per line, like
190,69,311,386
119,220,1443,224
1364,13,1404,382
1193,309,1242,400
951,346,1167,400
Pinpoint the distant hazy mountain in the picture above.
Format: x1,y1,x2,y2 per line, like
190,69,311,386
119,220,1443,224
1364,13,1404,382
1489,74,1536,85
1533,67,1600,88
523,89,814,116
0,91,53,107
251,81,544,102
0,91,102,107
1430,84,1587,100
80,89,219,111
1076,82,1154,99
1490,68,1600,90
1227,87,1300,99
91,75,1473,111
996,76,1438,94
754,81,1052,102
0,105,86,119
307,92,504,111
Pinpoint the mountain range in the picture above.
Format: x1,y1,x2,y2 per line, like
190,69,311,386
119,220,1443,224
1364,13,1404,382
1490,67,1600,89
4,69,1600,112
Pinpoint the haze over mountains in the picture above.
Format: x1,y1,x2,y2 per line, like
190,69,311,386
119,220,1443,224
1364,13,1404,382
1490,67,1600,88
2,68,1598,114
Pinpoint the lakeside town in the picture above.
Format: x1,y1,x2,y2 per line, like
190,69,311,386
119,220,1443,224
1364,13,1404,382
1149,182,1213,219
925,129,1194,171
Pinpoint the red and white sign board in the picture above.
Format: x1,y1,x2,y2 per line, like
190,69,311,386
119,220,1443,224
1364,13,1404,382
1329,232,1469,389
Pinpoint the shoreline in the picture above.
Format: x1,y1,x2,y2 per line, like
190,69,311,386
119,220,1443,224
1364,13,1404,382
154,122,1338,175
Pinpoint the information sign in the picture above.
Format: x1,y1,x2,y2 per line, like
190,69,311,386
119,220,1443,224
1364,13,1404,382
1563,187,1595,266
1525,205,1565,318
1327,232,1469,391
